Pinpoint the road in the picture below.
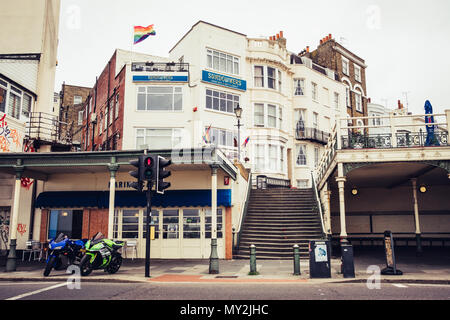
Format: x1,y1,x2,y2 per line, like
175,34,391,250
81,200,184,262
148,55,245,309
1,281,449,301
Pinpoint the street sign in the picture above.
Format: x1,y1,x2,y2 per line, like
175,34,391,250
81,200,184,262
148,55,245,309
381,230,403,275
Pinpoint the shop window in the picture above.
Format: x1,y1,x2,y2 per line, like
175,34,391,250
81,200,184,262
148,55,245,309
122,209,139,238
48,210,83,239
205,208,223,238
183,209,201,239
163,209,179,239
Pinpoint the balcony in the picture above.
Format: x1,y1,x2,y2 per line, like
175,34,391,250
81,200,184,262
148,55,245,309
295,123,330,145
131,62,189,73
25,112,72,148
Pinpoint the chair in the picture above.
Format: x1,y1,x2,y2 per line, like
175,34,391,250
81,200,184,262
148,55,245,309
123,239,138,260
22,240,41,261
38,242,49,261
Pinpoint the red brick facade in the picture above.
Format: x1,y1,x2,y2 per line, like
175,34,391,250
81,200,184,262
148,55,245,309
307,38,368,122
81,50,125,151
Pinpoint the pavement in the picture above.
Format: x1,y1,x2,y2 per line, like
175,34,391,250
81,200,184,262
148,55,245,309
0,247,449,284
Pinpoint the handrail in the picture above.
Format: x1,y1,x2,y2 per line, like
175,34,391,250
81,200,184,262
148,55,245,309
311,170,326,238
256,175,290,189
235,172,252,254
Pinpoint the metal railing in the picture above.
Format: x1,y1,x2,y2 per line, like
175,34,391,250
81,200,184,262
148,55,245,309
295,124,330,145
235,172,252,255
26,112,72,145
256,175,291,189
311,171,326,238
131,62,189,73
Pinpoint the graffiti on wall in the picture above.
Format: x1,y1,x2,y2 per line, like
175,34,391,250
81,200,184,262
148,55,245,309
21,140,35,189
0,113,22,152
0,209,10,252
17,223,27,237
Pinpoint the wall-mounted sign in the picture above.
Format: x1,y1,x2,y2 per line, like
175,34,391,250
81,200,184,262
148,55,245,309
132,75,188,82
201,70,246,91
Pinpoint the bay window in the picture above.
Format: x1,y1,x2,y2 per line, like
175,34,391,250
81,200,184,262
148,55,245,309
254,66,264,87
253,103,283,129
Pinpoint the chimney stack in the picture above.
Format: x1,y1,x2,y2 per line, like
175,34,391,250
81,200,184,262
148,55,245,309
306,46,309,52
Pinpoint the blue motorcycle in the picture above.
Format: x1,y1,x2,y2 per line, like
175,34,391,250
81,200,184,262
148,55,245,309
43,233,86,276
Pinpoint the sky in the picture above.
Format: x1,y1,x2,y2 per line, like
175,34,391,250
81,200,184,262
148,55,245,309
55,0,450,115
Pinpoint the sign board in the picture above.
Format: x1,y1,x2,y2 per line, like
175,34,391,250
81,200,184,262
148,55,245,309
132,75,188,82
201,70,247,91
381,230,403,275
314,243,328,262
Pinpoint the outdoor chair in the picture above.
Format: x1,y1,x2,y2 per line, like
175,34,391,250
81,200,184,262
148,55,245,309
22,240,41,261
124,239,138,260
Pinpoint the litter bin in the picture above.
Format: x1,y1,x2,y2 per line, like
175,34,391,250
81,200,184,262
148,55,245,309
309,240,331,278
340,243,355,278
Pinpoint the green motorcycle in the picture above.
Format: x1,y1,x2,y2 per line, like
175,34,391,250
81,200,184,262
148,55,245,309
79,232,124,276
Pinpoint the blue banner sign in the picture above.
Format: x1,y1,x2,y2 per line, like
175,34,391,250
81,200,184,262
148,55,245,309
133,75,188,82
202,70,246,91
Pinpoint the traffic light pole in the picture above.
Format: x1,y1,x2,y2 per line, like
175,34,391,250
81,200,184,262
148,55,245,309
145,180,153,278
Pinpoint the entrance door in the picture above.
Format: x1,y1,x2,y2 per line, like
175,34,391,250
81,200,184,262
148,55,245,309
161,209,180,258
181,208,203,258
0,207,10,252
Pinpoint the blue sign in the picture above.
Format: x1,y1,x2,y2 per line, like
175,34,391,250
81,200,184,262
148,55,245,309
133,75,188,82
201,70,246,91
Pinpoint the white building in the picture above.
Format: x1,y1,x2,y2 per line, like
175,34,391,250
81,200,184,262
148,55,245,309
111,21,347,189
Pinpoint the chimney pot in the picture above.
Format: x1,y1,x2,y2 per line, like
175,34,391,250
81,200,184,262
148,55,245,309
306,46,310,52
280,31,284,38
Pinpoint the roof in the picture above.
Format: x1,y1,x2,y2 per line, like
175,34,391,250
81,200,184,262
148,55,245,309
169,20,247,53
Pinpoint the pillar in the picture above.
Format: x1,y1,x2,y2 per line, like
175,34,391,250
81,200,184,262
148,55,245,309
108,157,119,239
6,162,24,272
410,178,422,254
209,165,219,274
336,163,348,243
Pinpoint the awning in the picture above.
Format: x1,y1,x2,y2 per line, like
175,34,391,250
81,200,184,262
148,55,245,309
36,189,232,209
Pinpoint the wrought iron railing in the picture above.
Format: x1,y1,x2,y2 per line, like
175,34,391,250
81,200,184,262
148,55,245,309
396,131,448,147
235,172,252,256
342,133,393,149
256,175,291,189
295,124,330,145
311,171,326,238
131,62,189,73
26,112,72,145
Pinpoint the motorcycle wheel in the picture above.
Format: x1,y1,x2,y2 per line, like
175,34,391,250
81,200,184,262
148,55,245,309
106,255,122,274
54,258,64,270
79,255,93,276
43,256,56,277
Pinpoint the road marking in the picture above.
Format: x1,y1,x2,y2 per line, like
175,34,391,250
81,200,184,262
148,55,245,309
392,284,408,288
5,282,67,300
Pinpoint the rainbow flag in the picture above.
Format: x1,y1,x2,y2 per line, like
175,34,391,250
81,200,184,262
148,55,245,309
134,25,156,44
203,125,211,144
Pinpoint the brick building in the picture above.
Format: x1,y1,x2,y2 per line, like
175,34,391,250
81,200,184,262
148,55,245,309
304,35,368,126
58,83,91,147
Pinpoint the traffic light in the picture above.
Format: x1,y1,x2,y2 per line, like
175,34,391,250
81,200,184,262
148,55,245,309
156,155,172,194
141,155,157,182
129,157,143,192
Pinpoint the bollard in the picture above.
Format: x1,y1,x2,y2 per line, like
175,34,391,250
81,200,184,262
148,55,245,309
293,244,301,275
249,244,257,275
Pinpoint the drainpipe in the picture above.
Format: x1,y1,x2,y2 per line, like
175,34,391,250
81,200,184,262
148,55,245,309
91,77,98,151
28,180,37,240
106,61,111,150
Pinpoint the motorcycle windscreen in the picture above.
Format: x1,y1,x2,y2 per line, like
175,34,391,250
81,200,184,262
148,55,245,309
92,232,104,241
54,233,66,243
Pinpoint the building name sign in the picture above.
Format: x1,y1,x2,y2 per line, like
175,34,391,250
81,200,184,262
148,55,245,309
201,70,246,91
132,75,188,82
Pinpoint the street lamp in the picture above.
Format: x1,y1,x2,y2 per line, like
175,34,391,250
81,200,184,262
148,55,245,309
234,104,243,161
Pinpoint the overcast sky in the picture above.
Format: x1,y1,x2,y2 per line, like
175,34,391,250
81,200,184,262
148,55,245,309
55,0,450,115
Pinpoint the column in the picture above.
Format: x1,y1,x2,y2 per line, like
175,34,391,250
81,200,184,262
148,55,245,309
209,165,219,274
410,178,422,254
336,163,348,243
6,162,24,272
108,157,119,239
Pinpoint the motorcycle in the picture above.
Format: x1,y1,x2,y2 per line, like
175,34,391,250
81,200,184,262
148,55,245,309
43,233,86,277
79,232,124,276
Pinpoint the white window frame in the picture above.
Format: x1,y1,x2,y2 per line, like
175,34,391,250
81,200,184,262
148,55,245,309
253,103,282,129
137,86,183,112
355,90,363,112
296,144,307,166
294,78,305,96
74,95,83,105
207,48,240,75
311,82,318,101
115,94,119,119
342,57,349,76
78,110,84,125
254,66,264,88
205,88,239,114
334,92,340,109
354,64,361,82
135,128,183,150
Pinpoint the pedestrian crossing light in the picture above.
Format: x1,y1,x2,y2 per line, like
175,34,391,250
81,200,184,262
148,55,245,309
142,155,157,182
157,155,172,194
129,157,143,192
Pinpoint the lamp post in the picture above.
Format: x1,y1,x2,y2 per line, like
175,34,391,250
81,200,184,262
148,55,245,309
234,104,243,161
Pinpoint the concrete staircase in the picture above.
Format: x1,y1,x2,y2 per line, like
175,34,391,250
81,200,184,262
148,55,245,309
234,188,324,260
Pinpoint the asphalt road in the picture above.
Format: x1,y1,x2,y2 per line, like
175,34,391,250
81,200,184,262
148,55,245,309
1,281,450,301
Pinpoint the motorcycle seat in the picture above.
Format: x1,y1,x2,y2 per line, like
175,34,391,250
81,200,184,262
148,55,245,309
112,244,123,250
